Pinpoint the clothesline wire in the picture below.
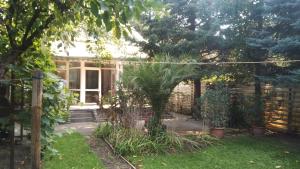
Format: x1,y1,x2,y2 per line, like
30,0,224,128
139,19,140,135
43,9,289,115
85,59,300,65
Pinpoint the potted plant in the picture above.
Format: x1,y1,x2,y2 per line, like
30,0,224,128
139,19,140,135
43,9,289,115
242,94,266,136
201,85,230,138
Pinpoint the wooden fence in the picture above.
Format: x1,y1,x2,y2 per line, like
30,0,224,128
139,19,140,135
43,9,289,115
263,85,300,134
167,82,300,134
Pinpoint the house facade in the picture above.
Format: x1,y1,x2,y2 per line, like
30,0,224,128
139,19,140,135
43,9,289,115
54,57,121,104
51,35,146,105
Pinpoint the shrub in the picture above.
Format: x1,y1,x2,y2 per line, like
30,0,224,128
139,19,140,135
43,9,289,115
94,122,113,138
200,84,230,128
122,56,195,137
228,93,254,128
94,124,183,156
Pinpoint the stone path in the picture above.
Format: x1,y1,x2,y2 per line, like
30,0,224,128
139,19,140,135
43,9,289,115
55,122,98,136
135,112,207,134
163,112,207,132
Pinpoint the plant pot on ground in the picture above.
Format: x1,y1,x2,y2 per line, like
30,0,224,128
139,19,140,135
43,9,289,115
200,84,230,139
252,126,265,136
210,128,225,138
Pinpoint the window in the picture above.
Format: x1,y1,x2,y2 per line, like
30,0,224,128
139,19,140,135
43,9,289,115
69,62,80,68
102,64,115,69
86,70,99,89
69,69,80,89
101,69,116,96
86,91,99,103
85,62,99,67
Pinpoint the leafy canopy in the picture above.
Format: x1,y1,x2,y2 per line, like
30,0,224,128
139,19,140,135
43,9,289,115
0,0,146,77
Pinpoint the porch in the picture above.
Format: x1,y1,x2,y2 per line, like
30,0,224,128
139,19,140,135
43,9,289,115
55,58,123,104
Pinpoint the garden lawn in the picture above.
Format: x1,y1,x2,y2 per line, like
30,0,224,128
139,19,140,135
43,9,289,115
43,132,104,169
131,136,300,169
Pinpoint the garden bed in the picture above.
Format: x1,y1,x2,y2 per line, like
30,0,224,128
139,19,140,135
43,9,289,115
89,136,134,169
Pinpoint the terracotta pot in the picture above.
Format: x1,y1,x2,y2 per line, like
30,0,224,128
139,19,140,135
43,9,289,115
252,126,265,136
210,128,225,138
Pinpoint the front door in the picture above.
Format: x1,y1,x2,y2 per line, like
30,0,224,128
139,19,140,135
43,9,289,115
85,69,100,103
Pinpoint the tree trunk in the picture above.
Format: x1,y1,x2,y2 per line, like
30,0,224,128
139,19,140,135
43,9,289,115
188,5,202,117
0,49,23,79
194,80,201,100
192,79,201,119
254,64,264,126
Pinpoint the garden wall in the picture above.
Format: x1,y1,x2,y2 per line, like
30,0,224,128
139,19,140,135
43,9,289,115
166,81,193,115
166,81,206,115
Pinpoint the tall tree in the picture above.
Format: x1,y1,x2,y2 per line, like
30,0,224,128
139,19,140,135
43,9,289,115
135,0,224,118
0,0,145,78
247,0,300,67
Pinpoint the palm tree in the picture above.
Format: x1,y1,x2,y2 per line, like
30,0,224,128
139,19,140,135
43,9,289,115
122,57,195,136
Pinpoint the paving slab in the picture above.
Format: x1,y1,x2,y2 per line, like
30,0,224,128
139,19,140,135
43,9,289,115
55,122,98,136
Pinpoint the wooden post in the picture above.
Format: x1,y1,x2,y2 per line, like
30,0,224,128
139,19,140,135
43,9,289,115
31,70,43,169
10,73,15,169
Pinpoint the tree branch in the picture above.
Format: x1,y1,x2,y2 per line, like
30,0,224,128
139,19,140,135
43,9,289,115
20,14,55,51
1,0,73,76
53,0,69,12
21,2,41,45
21,0,72,50
5,0,17,49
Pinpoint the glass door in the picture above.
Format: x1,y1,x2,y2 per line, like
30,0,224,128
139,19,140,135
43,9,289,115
85,70,99,103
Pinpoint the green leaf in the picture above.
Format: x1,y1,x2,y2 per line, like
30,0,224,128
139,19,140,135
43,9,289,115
120,11,127,24
96,17,102,27
57,43,62,48
113,20,121,39
103,11,112,31
122,29,129,38
90,1,99,16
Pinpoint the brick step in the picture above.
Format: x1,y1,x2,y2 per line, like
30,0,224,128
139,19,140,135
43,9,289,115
71,113,94,118
70,117,95,123
71,110,94,114
70,110,95,123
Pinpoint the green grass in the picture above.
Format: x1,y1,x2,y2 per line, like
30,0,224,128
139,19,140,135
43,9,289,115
131,136,300,169
43,132,104,169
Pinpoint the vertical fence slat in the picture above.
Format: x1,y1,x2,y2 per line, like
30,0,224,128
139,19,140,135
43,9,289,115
288,88,293,133
31,70,43,169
